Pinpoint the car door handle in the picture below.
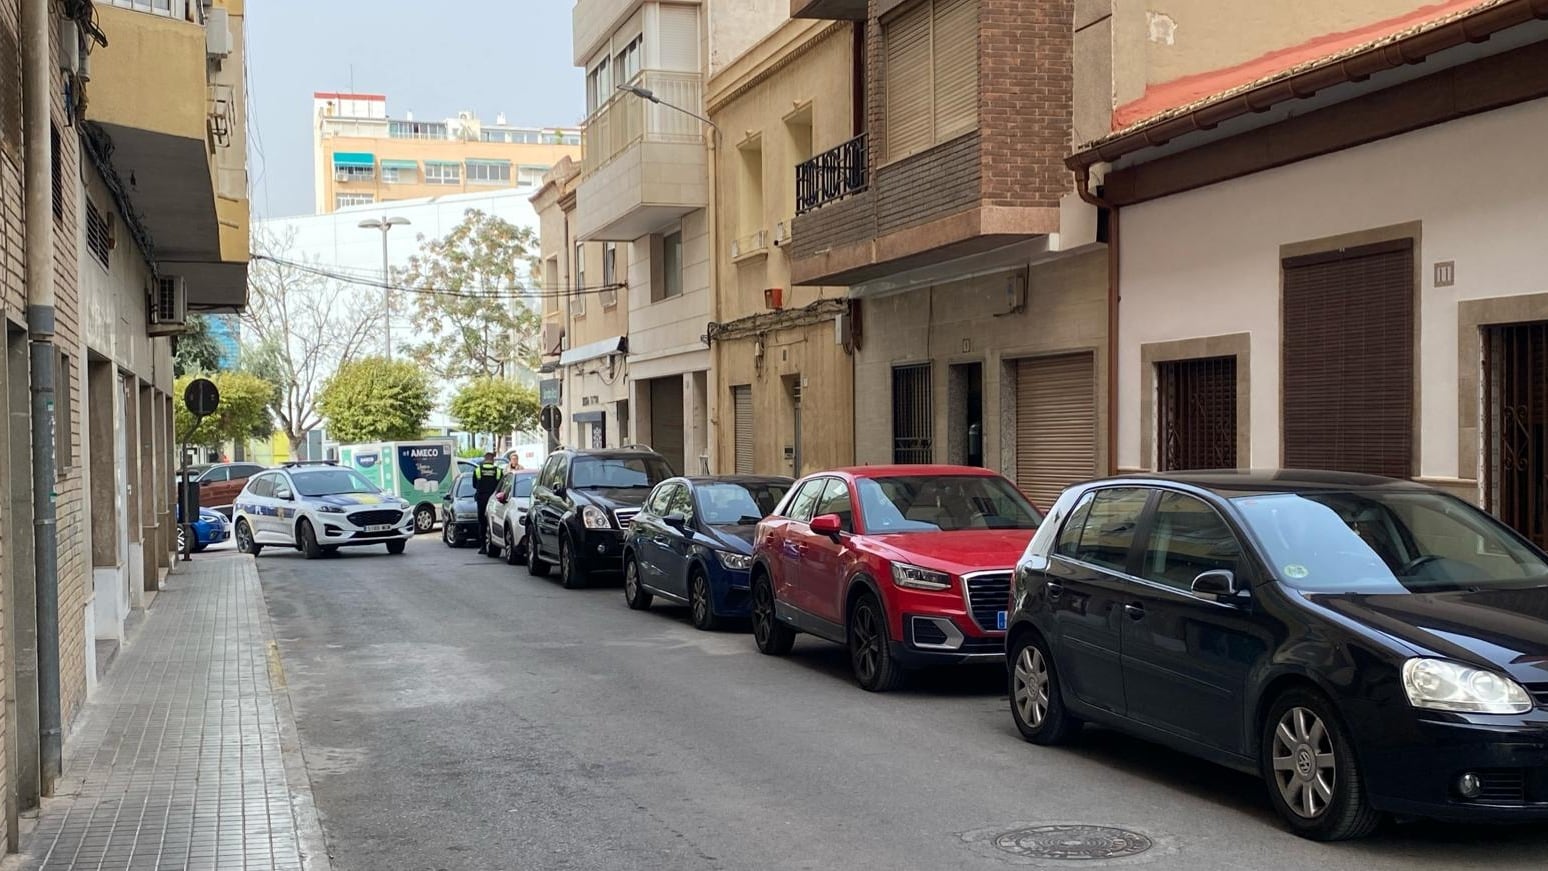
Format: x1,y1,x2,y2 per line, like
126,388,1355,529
1124,603,1146,620
1045,581,1064,600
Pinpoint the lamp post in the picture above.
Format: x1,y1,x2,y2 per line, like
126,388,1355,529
358,216,412,359
615,83,721,133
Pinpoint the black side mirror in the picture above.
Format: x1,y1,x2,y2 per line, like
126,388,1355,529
1191,570,1242,601
664,514,688,532
553,483,566,497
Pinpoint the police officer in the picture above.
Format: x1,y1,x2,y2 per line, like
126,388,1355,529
473,450,502,553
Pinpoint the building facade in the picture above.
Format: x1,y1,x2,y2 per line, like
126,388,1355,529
0,0,249,850
1069,0,1548,550
705,18,856,477
312,92,581,215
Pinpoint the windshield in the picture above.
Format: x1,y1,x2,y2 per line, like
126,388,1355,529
292,469,380,498
856,475,1042,533
1234,490,1548,593
454,475,475,498
513,475,535,498
571,456,673,490
697,482,790,525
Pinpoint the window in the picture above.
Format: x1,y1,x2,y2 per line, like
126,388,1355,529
570,456,673,490
201,467,231,482
513,475,535,499
572,243,586,318
51,125,62,221
586,56,611,115
1139,492,1242,591
883,0,979,161
1068,488,1150,573
335,193,375,208
646,483,677,516
666,484,695,522
246,475,274,499
381,162,418,183
696,482,789,525
855,475,1041,532
601,243,618,308
85,199,111,269
892,364,932,463
1158,356,1237,471
560,133,582,146
814,478,854,532
333,164,375,182
615,35,643,85
786,478,826,523
55,352,72,478
292,468,378,497
466,160,511,184
424,162,461,185
660,231,683,299
737,138,764,239
1055,491,1097,558
388,120,448,140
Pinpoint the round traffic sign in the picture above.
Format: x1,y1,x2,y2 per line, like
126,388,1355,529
184,378,221,417
540,404,561,433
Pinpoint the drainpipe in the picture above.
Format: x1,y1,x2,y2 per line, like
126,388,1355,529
22,0,62,794
1075,164,1119,476
703,1,721,476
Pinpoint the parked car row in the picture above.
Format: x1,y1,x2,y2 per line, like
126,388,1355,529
504,446,1548,842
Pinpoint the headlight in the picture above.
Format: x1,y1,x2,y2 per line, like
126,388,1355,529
716,550,754,571
890,562,952,591
581,506,612,529
398,499,411,509
317,505,345,514
1401,658,1533,715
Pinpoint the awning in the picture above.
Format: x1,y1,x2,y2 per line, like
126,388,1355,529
560,335,627,367
465,158,511,167
380,159,419,170
332,152,375,167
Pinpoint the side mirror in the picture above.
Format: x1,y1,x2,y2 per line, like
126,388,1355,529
275,488,293,502
1191,570,1241,600
664,513,689,532
810,514,843,538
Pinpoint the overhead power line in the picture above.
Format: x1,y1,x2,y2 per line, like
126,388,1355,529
250,254,627,300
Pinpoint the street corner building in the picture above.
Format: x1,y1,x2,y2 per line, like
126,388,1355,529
0,0,250,852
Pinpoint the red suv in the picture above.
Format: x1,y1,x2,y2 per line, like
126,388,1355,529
750,465,1043,691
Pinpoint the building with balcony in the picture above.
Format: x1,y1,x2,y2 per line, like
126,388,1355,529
783,0,1109,508
704,17,856,477
312,93,581,215
569,0,785,475
0,0,250,848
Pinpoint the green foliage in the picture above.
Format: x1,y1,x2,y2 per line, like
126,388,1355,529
173,315,224,377
174,372,277,448
456,447,487,459
317,357,433,444
398,210,544,383
449,377,540,442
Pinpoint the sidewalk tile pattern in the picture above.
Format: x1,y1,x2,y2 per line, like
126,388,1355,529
20,556,305,870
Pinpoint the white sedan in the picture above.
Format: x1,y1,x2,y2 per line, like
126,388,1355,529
232,462,416,559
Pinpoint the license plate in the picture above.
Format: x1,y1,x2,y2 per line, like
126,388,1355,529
364,524,393,533
996,611,1007,631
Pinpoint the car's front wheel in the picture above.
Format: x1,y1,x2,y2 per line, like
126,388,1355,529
1009,632,1081,745
751,574,794,656
235,519,262,557
848,592,905,692
526,525,551,577
559,533,587,590
623,557,652,610
413,505,436,535
689,572,721,631
299,520,324,560
1261,688,1381,841
442,518,457,547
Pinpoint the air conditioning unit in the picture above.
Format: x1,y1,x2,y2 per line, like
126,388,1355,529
205,7,232,58
58,19,79,74
560,335,571,351
335,171,354,183
148,275,187,335
774,221,788,245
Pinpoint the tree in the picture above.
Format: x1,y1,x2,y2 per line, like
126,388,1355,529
398,210,543,383
173,315,224,377
173,372,277,448
316,357,433,444
241,226,385,455
449,377,540,446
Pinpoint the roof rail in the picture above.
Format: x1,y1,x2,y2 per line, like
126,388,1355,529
281,459,339,468
618,443,654,452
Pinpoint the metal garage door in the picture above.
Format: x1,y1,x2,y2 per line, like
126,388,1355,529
1015,353,1096,509
731,385,753,474
649,377,685,475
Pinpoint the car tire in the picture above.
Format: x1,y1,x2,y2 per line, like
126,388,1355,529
526,525,551,577
623,557,653,610
413,505,436,535
848,592,906,692
689,571,721,631
386,540,407,555
751,573,795,656
1261,688,1381,841
299,520,323,560
504,525,523,566
442,519,456,547
485,533,503,559
559,532,587,590
235,519,262,557
1009,632,1081,745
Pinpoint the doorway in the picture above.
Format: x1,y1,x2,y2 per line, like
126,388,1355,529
783,375,803,477
1485,321,1548,548
948,362,983,467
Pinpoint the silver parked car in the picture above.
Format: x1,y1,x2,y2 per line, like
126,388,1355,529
484,470,537,565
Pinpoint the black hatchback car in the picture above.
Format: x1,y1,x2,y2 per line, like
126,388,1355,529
526,447,675,589
1006,470,1548,841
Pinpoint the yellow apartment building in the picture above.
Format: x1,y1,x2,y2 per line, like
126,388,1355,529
312,92,582,214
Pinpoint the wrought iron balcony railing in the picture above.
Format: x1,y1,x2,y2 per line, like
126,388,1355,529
795,133,868,215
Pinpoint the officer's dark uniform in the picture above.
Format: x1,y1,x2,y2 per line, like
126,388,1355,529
473,458,501,552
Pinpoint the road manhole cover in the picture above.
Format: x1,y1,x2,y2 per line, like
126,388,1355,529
993,825,1153,861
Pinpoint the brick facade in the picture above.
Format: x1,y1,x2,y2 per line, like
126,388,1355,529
979,0,1073,208
874,131,980,235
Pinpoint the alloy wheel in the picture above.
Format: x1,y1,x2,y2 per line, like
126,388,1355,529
691,577,709,626
752,581,773,645
851,603,883,684
625,561,639,599
1272,706,1337,819
1013,645,1050,728
236,521,252,552
415,506,435,533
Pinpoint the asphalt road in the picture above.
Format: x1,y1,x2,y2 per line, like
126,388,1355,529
256,535,1548,871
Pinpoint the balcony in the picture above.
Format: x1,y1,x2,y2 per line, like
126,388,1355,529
790,0,867,19
574,70,708,242
796,134,868,215
88,2,249,309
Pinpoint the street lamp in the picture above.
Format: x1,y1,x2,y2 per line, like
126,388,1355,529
358,216,412,359
615,83,720,133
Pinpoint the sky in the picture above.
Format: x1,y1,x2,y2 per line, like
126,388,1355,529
245,1,585,220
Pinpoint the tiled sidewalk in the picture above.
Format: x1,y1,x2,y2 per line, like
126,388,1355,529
17,555,328,871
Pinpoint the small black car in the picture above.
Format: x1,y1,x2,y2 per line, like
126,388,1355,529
1006,470,1548,841
526,446,675,588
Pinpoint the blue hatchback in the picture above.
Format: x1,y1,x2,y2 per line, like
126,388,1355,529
623,475,793,630
177,503,231,553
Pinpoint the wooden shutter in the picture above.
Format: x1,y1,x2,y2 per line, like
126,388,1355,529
1015,353,1097,509
732,385,754,474
1282,240,1413,478
932,0,978,141
658,4,700,73
884,1,932,160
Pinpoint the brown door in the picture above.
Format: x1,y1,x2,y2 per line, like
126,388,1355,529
1157,356,1237,471
731,385,753,474
1015,353,1097,510
1485,322,1548,549
648,377,685,475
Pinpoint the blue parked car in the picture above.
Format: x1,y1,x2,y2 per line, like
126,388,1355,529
177,503,231,554
623,475,792,630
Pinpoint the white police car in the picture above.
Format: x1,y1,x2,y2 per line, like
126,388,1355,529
232,461,415,559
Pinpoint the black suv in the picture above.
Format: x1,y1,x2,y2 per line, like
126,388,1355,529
526,447,675,588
